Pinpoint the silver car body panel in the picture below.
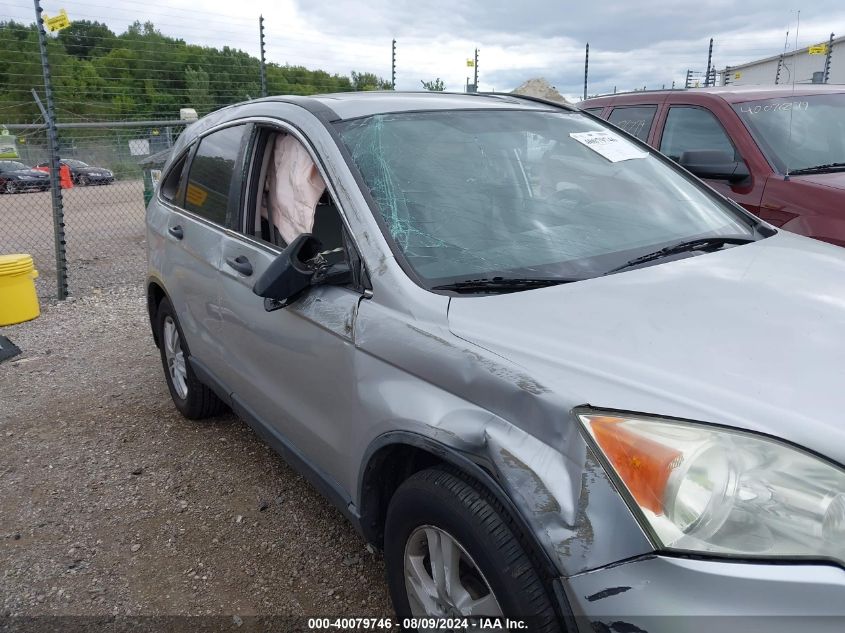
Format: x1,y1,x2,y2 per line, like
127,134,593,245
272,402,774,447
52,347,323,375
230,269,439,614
565,555,845,631
148,94,845,619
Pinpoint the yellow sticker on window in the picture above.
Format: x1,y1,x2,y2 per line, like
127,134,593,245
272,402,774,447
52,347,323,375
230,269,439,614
186,183,208,207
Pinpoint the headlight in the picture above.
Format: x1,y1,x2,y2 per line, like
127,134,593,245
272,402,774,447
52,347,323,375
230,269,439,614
578,410,845,563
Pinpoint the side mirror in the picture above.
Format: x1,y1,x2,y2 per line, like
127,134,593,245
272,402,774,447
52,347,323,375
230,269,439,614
679,149,750,184
252,233,323,307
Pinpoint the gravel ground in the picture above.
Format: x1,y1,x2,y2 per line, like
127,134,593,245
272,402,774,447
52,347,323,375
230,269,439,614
0,180,148,300
0,286,392,624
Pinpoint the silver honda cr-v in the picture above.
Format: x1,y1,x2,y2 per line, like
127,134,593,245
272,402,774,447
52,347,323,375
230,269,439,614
146,91,845,632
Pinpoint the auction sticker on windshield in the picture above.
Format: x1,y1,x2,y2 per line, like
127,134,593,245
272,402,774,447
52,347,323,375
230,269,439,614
570,130,649,162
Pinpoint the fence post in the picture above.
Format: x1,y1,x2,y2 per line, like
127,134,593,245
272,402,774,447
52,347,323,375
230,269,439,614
823,32,834,83
391,39,397,89
258,15,267,97
33,0,68,300
583,43,589,101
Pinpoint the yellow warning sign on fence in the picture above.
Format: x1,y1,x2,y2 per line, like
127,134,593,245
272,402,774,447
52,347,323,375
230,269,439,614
808,43,829,55
43,9,71,33
466,59,475,67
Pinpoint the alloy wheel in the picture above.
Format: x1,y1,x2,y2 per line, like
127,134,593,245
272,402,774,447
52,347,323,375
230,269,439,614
162,316,188,399
5,181,17,194
404,525,503,620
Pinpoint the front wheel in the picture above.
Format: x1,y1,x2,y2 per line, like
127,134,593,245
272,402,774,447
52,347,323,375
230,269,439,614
4,181,18,194
384,467,562,632
79,175,89,186
155,297,226,419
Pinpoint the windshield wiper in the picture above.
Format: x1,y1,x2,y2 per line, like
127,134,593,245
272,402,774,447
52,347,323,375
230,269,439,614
432,276,577,294
604,236,756,276
788,162,845,175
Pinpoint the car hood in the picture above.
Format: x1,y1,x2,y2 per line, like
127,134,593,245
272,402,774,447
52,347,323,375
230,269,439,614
791,171,845,191
447,231,845,465
6,169,48,178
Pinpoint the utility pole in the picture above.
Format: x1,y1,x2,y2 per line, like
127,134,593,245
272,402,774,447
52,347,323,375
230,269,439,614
33,0,68,300
583,43,589,100
474,48,479,90
258,15,267,97
823,32,835,83
724,65,732,85
685,69,692,89
391,39,397,89
705,38,714,86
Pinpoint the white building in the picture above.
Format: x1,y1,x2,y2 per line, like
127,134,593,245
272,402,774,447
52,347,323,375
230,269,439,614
718,34,844,86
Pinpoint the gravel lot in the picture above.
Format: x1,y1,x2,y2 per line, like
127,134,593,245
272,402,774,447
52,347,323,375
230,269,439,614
0,286,392,624
0,180,148,300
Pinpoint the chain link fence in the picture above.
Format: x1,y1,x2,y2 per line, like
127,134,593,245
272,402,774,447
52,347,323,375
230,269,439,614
1,122,187,299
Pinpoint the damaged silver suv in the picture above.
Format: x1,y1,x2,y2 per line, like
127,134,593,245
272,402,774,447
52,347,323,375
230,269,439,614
147,92,845,632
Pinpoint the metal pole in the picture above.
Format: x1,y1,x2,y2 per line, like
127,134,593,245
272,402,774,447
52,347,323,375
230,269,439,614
724,65,731,85
583,43,589,100
391,39,396,89
259,15,267,97
823,32,834,83
33,0,68,300
775,55,784,84
474,48,479,89
705,38,714,86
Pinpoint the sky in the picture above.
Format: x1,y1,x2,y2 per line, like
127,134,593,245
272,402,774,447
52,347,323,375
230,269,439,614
5,0,845,100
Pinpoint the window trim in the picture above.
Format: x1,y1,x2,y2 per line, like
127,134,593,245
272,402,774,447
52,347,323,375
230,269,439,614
658,104,739,163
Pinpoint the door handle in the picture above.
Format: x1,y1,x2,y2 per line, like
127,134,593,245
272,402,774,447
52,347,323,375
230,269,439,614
168,225,183,240
225,255,253,277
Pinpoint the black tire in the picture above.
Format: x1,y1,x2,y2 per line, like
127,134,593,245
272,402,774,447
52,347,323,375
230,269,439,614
4,181,17,194
385,467,562,632
79,175,89,186
155,297,226,419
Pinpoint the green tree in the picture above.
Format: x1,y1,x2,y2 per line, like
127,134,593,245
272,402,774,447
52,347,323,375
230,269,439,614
421,78,445,91
351,71,391,91
57,20,116,59
185,66,211,114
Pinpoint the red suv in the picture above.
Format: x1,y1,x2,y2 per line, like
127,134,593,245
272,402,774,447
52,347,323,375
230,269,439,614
581,86,845,246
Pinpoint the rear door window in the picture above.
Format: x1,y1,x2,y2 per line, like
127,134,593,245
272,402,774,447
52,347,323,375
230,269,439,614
659,106,736,162
582,107,605,117
184,124,247,226
607,105,657,141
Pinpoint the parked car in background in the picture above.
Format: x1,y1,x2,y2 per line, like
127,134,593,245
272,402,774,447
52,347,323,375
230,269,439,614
0,160,50,193
35,159,114,185
147,92,845,631
581,85,845,246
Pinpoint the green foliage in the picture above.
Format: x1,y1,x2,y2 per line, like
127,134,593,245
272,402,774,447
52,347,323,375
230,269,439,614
0,19,389,124
421,78,445,91
351,71,392,91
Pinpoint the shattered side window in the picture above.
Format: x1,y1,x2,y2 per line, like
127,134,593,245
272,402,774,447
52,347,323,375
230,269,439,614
337,110,755,286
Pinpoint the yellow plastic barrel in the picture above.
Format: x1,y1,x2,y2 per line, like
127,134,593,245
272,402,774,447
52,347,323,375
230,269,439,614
0,254,40,326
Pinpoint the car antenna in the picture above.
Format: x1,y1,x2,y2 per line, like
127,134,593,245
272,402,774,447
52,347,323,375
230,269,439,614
785,10,800,181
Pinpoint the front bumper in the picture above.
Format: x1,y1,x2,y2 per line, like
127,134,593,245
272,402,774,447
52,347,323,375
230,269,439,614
561,555,845,632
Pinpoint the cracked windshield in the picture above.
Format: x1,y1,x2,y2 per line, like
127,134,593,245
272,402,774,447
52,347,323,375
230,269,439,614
338,109,753,285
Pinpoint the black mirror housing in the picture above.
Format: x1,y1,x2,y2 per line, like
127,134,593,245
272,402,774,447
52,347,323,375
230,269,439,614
252,233,323,305
680,149,750,184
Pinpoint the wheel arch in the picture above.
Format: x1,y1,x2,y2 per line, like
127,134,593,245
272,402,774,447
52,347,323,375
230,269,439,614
357,431,562,580
146,277,169,348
